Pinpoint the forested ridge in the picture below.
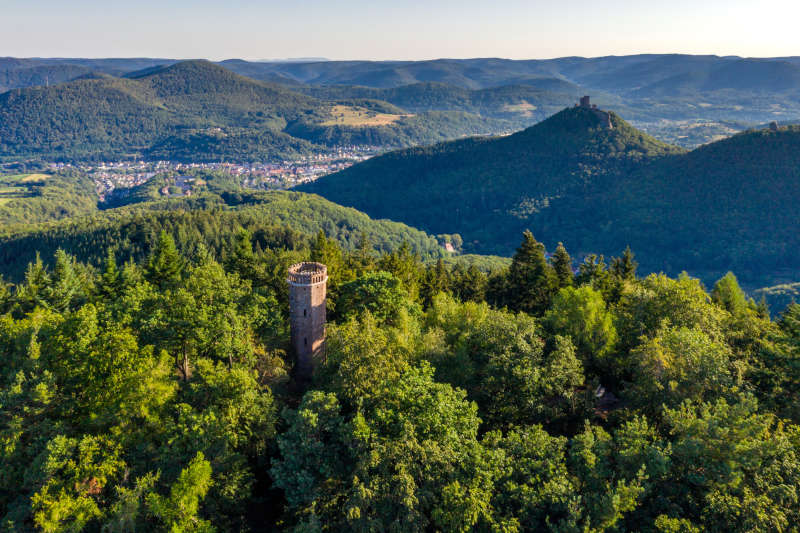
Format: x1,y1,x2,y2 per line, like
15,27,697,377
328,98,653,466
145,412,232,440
302,107,800,289
2,224,800,532
0,190,448,281
0,61,518,162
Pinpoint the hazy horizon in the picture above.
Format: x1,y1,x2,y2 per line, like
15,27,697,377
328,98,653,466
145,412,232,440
5,53,800,63
2,0,799,61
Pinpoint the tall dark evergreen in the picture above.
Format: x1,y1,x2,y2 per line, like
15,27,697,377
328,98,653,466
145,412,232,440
421,258,452,305
98,248,120,298
552,242,574,288
611,246,638,280
146,230,184,289
505,231,556,315
44,249,84,313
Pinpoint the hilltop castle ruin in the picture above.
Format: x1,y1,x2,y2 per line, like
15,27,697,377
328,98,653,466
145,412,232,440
578,95,613,130
287,262,328,380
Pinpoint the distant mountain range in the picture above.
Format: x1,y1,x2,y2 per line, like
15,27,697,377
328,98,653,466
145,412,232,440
302,105,800,289
0,60,547,161
6,54,800,94
3,54,800,151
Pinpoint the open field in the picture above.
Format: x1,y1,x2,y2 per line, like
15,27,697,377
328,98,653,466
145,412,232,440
0,174,47,202
0,173,47,183
0,186,28,197
502,101,537,117
321,104,411,127
19,173,49,183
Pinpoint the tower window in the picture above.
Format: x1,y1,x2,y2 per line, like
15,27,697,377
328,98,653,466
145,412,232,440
304,337,307,346
304,309,307,317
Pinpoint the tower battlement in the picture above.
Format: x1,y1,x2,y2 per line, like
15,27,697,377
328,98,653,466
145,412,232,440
287,262,328,381
287,262,328,285
577,96,613,130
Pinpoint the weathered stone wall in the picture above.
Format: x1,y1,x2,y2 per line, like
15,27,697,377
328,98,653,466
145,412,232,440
287,262,327,379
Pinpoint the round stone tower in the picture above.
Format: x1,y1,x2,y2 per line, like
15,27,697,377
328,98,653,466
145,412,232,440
287,262,328,379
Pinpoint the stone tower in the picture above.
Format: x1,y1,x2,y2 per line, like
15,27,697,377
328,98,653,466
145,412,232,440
287,262,327,379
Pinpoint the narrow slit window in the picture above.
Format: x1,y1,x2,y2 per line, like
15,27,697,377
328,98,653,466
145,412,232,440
304,309,307,317
304,337,307,346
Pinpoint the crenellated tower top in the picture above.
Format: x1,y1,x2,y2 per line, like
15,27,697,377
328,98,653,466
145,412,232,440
287,262,328,285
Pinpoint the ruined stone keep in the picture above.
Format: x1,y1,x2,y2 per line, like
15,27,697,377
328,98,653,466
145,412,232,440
287,262,327,378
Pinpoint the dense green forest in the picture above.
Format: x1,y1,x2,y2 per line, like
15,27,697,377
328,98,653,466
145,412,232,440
0,61,518,162
5,55,800,150
2,226,800,532
0,191,448,282
0,172,99,228
302,107,800,289
298,82,580,125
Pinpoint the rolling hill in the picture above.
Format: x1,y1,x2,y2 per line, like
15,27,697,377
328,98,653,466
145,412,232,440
0,190,448,281
299,82,580,125
0,60,516,161
301,105,800,287
6,55,800,149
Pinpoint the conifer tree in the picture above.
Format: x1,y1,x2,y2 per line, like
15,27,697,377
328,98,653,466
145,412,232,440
226,228,257,279
506,231,556,315
99,248,120,298
348,232,376,276
611,246,638,280
146,231,184,289
310,230,344,280
712,272,748,316
17,252,49,312
45,249,83,312
462,264,488,303
0,274,10,314
422,259,451,305
378,241,422,301
552,242,574,288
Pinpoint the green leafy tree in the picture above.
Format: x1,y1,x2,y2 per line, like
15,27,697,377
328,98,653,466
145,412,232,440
273,363,488,532
30,435,125,533
336,271,417,324
545,285,618,375
425,294,584,428
628,326,736,414
661,396,800,532
146,452,215,533
617,273,726,351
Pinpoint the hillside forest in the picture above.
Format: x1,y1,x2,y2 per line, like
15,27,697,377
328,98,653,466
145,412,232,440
2,224,800,532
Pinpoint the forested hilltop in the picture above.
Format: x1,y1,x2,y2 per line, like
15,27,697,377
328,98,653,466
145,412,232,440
0,61,531,162
5,55,800,147
302,106,800,290
0,190,451,282
2,224,800,532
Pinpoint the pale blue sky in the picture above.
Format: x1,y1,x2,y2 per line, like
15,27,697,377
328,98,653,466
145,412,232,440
2,0,799,60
